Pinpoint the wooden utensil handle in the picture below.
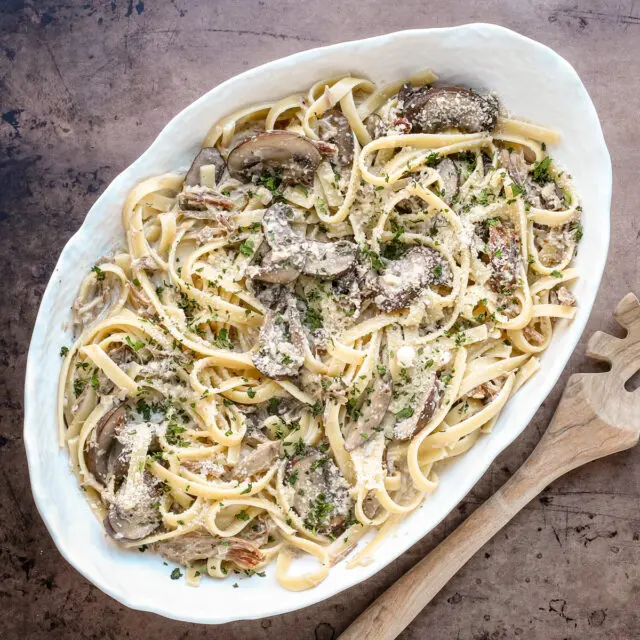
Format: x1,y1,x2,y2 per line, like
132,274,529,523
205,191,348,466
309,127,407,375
338,445,555,640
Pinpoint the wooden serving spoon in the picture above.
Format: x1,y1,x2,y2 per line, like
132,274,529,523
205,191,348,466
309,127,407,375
339,293,640,640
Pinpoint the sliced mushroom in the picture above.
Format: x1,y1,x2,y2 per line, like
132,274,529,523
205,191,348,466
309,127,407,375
344,377,392,451
284,447,352,535
250,252,302,284
185,147,226,187
364,113,386,140
104,459,162,543
552,285,576,307
372,246,452,312
393,373,442,440
155,531,264,569
523,324,545,345
227,131,322,186
526,180,564,211
436,158,459,204
318,109,354,166
223,537,266,569
178,185,234,211
252,203,357,281
400,85,498,134
232,440,282,479
252,296,306,379
102,422,162,542
104,491,161,542
467,379,502,401
85,404,126,485
261,203,305,251
362,493,381,520
155,531,225,565
302,239,358,279
499,148,528,186
488,222,520,292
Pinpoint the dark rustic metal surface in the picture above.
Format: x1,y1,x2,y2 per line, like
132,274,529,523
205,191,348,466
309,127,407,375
1,1,639,638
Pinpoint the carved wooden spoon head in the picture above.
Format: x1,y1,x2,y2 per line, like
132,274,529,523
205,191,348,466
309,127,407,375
542,293,640,472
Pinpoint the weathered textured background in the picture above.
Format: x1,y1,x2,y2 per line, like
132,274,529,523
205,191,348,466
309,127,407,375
1,1,639,638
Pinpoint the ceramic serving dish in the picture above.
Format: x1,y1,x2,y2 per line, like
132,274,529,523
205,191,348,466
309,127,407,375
24,23,611,623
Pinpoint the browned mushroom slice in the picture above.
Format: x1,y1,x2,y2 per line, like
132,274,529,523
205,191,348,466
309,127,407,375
373,246,452,312
154,531,265,569
364,113,386,140
362,493,381,520
185,147,226,187
467,379,502,401
251,252,302,284
252,297,306,379
178,186,235,211
156,531,226,565
393,373,442,440
302,239,358,279
261,203,305,252
499,148,528,186
104,470,162,542
436,158,459,204
284,448,352,535
344,377,392,451
401,85,498,134
227,131,322,186
225,537,266,569
552,285,576,307
231,440,282,479
318,109,354,166
85,404,126,485
488,223,520,292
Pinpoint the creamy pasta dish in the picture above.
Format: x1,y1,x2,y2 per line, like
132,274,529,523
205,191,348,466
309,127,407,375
59,71,582,590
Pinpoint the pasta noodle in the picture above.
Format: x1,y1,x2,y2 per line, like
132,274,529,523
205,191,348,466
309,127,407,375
58,71,582,591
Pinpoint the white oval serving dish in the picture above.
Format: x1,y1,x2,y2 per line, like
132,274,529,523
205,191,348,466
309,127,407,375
24,23,611,624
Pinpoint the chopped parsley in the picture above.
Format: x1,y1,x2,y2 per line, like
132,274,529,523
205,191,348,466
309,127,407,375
235,510,250,521
166,422,188,447
91,265,105,280
381,220,407,260
136,398,152,421
304,307,323,330
550,270,563,278
246,387,256,399
170,568,182,580
510,183,524,197
73,379,86,398
570,221,584,243
304,492,334,533
532,156,553,184
259,170,282,195
125,335,145,351
60,346,69,357
238,239,254,256
396,407,414,420
214,327,233,350
425,152,440,167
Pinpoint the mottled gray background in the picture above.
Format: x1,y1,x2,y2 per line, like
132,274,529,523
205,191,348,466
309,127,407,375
1,1,639,638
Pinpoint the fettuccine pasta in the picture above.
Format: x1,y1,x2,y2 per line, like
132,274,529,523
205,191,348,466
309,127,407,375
59,72,582,590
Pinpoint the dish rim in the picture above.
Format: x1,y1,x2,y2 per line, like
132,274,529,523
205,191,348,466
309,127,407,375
24,22,611,624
